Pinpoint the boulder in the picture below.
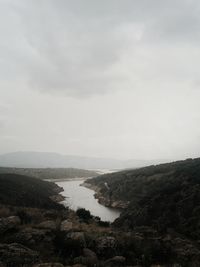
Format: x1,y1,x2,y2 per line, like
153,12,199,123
67,232,86,247
105,255,126,266
60,220,73,231
13,227,47,245
74,248,98,266
0,216,20,234
50,194,65,203
96,236,116,256
83,248,97,259
37,220,57,230
34,264,64,267
74,255,98,267
0,243,39,266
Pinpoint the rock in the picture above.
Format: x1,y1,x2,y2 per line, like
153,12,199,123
150,265,181,267
83,248,97,259
0,216,20,234
50,194,65,203
74,256,98,267
172,237,200,266
14,227,47,245
0,243,39,266
34,264,64,267
110,255,126,263
67,232,86,248
105,256,126,266
74,248,98,266
111,200,129,209
96,236,116,256
60,220,73,231
37,220,57,230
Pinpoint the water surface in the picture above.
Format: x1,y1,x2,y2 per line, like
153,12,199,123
56,179,120,222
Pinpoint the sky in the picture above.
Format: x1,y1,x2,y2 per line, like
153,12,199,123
0,0,200,160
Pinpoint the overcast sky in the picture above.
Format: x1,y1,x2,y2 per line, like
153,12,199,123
0,0,200,160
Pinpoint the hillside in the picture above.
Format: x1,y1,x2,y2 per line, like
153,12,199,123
0,167,98,180
0,151,166,169
1,163,200,266
87,158,200,240
0,173,63,209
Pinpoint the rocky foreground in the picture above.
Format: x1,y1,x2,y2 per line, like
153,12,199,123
1,201,200,267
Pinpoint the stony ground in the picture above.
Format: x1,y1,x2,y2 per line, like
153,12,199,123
0,204,199,267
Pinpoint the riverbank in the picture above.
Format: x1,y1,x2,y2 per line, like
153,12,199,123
45,177,89,182
82,181,129,209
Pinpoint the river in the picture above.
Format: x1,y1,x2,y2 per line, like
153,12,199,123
56,179,120,222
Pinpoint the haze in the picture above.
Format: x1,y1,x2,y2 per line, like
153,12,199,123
0,0,200,161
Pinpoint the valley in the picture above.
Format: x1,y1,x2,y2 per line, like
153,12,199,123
1,158,200,266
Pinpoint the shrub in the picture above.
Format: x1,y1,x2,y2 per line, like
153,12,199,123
16,210,32,224
54,231,82,258
76,208,92,222
98,220,110,227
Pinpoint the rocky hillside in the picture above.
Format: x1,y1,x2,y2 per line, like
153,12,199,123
0,167,98,180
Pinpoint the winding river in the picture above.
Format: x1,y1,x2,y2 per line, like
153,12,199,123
56,179,120,222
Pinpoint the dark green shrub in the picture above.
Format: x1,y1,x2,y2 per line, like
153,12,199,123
98,220,110,227
76,208,92,222
54,231,82,258
16,210,32,224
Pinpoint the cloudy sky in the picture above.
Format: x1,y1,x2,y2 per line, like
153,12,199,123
0,0,200,160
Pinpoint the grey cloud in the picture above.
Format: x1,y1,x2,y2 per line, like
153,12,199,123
1,0,200,97
1,1,200,160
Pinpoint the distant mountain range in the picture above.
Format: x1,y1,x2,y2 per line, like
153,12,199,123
0,151,168,170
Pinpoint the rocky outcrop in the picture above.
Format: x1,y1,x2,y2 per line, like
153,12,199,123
37,220,57,230
82,182,128,209
60,220,74,232
0,216,20,234
105,255,126,266
0,243,39,266
95,193,129,209
50,194,65,203
96,236,116,257
81,248,98,266
34,264,64,267
12,227,49,246
67,232,86,248
74,252,98,267
172,237,200,266
67,265,87,267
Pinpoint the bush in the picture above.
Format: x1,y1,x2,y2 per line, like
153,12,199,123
76,208,92,222
54,231,82,258
98,220,110,227
16,210,32,224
